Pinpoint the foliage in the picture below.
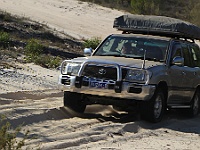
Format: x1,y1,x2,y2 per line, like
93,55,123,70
79,0,132,11
78,0,200,27
0,32,10,43
0,116,29,150
34,55,62,68
25,53,61,68
131,0,160,15
25,39,62,68
83,37,101,50
0,12,13,22
0,12,79,69
0,32,10,48
25,39,43,57
190,2,200,27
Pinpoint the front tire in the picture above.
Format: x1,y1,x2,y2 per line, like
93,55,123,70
188,90,200,117
63,91,86,113
140,89,166,123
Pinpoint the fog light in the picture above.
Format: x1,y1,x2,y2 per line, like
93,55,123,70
75,76,83,88
115,81,122,93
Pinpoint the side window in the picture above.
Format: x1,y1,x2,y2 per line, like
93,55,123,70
171,43,182,59
190,44,200,67
102,38,115,52
181,43,193,67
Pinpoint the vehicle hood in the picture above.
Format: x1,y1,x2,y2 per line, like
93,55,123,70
71,56,163,69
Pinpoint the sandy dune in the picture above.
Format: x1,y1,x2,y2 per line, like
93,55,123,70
0,0,124,40
1,0,200,150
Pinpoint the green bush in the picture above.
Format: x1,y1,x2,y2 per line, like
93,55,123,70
0,32,10,48
190,2,200,27
0,11,13,22
28,54,61,68
25,39,43,57
24,39,62,68
131,0,160,15
47,56,62,68
83,37,101,50
0,116,29,150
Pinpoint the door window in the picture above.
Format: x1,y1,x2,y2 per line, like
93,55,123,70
181,43,193,67
171,43,182,61
190,43,200,67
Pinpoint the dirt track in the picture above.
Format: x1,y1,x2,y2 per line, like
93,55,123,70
1,89,200,149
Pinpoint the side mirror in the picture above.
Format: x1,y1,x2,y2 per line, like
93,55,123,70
171,56,184,66
84,48,92,56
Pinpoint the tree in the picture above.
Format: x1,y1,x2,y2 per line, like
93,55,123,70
131,0,160,15
190,2,200,27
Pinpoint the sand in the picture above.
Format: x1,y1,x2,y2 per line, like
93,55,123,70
0,0,125,40
0,0,200,150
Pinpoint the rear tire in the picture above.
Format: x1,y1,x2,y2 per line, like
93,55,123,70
63,91,86,113
140,89,166,123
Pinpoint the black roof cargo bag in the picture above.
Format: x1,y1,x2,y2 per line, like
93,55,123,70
113,14,200,40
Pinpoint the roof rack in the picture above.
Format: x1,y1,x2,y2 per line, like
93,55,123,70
113,14,200,40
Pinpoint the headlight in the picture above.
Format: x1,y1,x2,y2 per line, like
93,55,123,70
61,61,82,75
125,69,151,83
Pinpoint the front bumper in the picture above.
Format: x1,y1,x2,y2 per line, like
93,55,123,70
58,75,156,101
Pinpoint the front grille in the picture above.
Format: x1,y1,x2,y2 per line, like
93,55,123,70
82,64,127,80
61,76,70,85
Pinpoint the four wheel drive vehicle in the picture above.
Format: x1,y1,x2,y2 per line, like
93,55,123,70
58,14,200,123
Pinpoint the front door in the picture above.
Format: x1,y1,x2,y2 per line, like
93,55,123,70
168,42,185,103
179,43,196,102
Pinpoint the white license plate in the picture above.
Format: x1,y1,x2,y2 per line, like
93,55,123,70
90,81,107,89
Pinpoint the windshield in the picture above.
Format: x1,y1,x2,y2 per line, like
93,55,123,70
94,35,169,62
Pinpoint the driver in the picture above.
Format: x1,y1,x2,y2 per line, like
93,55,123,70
121,42,132,54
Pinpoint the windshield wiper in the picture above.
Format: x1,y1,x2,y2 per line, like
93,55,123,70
97,53,122,57
132,56,144,60
98,54,138,59
145,57,163,62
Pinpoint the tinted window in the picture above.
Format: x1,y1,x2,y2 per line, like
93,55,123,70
171,43,182,59
190,43,200,67
181,43,193,67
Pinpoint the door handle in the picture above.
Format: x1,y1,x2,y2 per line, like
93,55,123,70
182,71,186,75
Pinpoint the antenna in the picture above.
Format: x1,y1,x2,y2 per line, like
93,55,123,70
142,49,146,69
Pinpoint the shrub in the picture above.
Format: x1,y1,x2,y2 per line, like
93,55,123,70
30,54,62,68
25,39,44,64
190,2,200,27
83,37,101,50
24,39,62,68
0,32,10,48
25,39,43,57
0,116,30,150
131,0,160,15
47,56,62,68
0,11,13,22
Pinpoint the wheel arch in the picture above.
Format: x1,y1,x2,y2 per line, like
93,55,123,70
192,85,200,102
195,85,200,93
157,81,168,101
